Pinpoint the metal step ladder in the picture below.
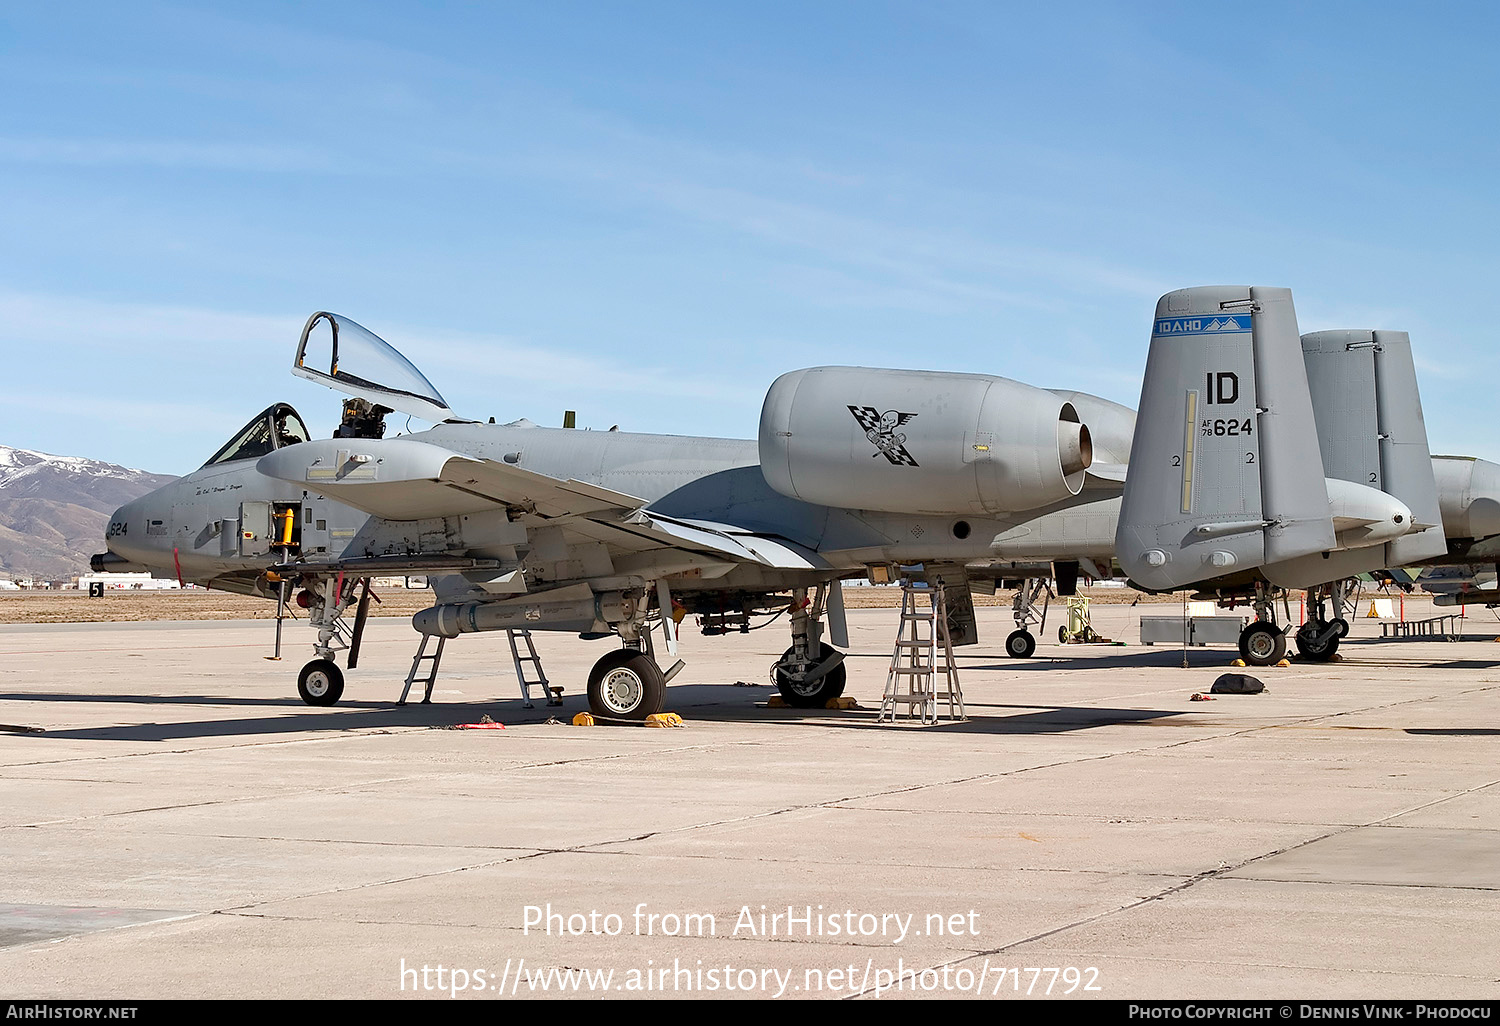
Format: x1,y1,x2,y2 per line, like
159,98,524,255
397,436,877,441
508,629,561,707
879,581,965,725
399,635,446,705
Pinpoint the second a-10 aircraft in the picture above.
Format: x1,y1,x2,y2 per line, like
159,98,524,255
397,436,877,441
94,288,1500,717
986,286,1500,666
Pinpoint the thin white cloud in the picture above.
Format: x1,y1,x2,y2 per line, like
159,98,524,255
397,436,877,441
0,290,754,414
0,137,344,173
0,290,298,350
366,321,761,407
0,390,231,428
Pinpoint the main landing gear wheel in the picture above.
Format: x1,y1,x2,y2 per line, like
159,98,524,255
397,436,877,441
1005,629,1037,659
297,659,345,706
1238,622,1286,667
1332,617,1350,638
773,642,847,708
1295,622,1341,662
587,650,666,720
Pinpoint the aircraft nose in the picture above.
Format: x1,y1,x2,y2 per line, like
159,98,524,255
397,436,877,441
94,495,155,570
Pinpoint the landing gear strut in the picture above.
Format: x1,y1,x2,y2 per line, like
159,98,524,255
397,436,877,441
1004,579,1051,658
1295,580,1349,662
292,574,366,707
1238,582,1288,667
582,592,672,720
771,584,847,707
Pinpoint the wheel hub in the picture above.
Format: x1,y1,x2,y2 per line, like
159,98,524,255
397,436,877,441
600,668,643,714
776,653,823,695
305,672,330,697
786,671,821,697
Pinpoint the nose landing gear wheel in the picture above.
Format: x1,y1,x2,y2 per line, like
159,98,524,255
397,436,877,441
1005,629,1037,658
1238,622,1286,667
587,650,666,720
298,659,345,706
773,642,847,708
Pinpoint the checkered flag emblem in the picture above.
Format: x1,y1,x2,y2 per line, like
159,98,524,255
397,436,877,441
847,405,920,466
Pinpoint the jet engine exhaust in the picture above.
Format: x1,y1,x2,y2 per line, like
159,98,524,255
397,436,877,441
1059,417,1093,481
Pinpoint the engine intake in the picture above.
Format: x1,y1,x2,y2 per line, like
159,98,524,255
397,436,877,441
759,367,1092,516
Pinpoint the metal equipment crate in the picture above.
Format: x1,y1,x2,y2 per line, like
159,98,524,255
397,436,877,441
1140,615,1249,647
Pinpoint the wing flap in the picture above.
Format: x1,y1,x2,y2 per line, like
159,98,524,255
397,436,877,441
601,512,827,570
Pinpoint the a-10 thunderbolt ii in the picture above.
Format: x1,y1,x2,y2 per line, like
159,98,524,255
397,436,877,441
986,285,1500,665
96,310,1131,718
96,291,1499,711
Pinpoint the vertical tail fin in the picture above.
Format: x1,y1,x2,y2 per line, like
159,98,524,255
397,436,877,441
1301,329,1445,568
1117,286,1335,591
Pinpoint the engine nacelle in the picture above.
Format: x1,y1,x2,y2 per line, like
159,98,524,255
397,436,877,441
1433,456,1500,541
759,367,1092,516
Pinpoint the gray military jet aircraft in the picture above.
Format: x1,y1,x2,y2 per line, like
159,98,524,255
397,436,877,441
96,311,1135,718
992,285,1500,666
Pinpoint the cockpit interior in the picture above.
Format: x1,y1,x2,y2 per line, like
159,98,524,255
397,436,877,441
201,403,311,468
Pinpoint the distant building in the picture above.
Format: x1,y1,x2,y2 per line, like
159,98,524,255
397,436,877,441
370,576,430,589
75,573,182,592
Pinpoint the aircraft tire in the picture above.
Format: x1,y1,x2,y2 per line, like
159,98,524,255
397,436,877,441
1238,622,1286,667
1294,623,1340,662
587,650,666,720
773,643,847,707
1332,617,1350,638
1005,629,1037,659
298,659,345,706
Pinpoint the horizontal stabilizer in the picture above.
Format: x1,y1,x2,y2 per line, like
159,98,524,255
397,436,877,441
1085,462,1128,486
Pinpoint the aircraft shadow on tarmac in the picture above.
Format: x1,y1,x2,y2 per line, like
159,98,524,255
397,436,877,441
7,696,507,742
966,648,1238,672
7,682,1191,741
968,639,1500,672
0,692,392,709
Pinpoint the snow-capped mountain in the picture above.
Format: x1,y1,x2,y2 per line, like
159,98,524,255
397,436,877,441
0,445,177,580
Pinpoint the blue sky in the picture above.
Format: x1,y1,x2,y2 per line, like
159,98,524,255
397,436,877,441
2,2,1496,473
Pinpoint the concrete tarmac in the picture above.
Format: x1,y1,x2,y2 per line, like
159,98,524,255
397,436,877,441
1,601,1498,1000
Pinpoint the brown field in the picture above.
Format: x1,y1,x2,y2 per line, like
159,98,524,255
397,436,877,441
0,589,437,624
0,583,1187,624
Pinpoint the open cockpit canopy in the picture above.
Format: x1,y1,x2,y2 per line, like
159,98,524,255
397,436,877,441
203,403,311,468
293,312,453,423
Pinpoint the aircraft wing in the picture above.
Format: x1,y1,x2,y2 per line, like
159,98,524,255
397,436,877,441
257,438,826,571
258,438,640,520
